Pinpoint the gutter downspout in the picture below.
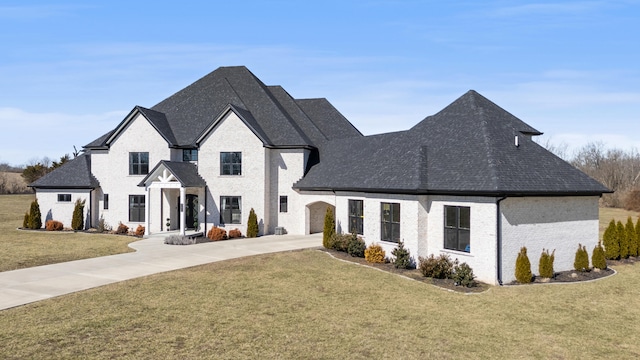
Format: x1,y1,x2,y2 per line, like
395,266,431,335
496,196,507,286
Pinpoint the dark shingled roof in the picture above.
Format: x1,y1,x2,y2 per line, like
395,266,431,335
294,90,611,196
29,154,99,189
138,161,206,187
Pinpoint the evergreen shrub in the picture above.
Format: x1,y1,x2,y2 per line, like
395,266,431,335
71,199,85,230
617,220,628,259
603,219,619,260
453,262,476,287
207,226,227,241
347,233,366,258
592,242,607,270
515,247,532,284
330,233,351,252
538,249,555,278
28,199,42,229
574,244,590,272
23,212,29,229
626,217,638,257
246,208,259,238
364,243,386,263
323,207,335,249
391,240,413,269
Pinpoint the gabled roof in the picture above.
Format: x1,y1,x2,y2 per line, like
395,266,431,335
29,154,99,189
138,161,206,188
294,90,611,196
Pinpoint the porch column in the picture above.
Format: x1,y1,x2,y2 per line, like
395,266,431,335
145,186,150,235
180,187,186,235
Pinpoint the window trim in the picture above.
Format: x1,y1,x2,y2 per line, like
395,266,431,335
380,202,400,243
220,152,242,176
129,195,146,223
58,194,71,202
348,199,364,235
444,205,471,253
220,196,242,224
129,152,149,175
279,196,288,213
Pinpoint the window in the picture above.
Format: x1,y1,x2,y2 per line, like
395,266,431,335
183,149,198,162
104,194,109,210
349,199,363,235
220,152,242,175
129,152,149,175
279,196,288,213
58,194,71,202
444,206,470,252
220,196,241,224
381,202,400,242
129,195,145,222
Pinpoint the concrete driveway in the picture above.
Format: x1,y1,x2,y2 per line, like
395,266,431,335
0,232,322,311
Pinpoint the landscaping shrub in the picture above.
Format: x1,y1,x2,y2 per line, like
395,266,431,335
115,222,129,235
71,198,85,230
207,226,227,241
515,247,532,284
453,262,476,287
637,218,640,255
626,217,638,257
603,219,619,260
592,242,607,270
22,212,29,229
246,208,259,238
538,249,555,278
323,207,335,249
391,240,413,269
574,244,590,272
97,216,111,233
330,233,350,252
347,233,366,257
164,235,196,245
28,199,42,229
617,220,628,259
364,243,386,263
45,220,64,231
228,228,242,239
418,254,454,279
135,225,145,237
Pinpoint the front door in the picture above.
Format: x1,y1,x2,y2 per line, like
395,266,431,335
180,194,199,230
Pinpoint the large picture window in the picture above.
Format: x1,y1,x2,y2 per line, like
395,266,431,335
129,152,149,175
381,202,400,242
220,196,241,224
444,206,470,252
349,199,363,235
220,152,242,175
129,195,145,222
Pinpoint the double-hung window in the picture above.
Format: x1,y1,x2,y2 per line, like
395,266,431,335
444,206,471,252
348,199,363,235
381,202,400,242
220,152,242,175
220,196,241,224
129,152,149,175
279,196,288,213
129,195,145,222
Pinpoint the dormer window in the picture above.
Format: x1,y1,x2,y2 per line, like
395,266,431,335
183,149,198,162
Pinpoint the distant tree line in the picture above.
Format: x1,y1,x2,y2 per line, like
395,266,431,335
20,154,71,184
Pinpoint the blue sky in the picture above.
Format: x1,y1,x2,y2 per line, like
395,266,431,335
1,0,639,166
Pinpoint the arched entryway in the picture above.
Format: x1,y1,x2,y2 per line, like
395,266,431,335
305,201,335,234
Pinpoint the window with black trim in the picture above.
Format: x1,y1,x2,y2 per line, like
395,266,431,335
129,152,149,175
349,199,363,235
220,196,241,224
381,202,400,242
279,196,288,213
129,195,145,222
183,149,198,162
58,194,71,202
220,152,241,175
104,194,109,210
444,206,470,252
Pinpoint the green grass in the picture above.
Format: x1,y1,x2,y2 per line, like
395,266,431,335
1,250,640,359
0,194,134,272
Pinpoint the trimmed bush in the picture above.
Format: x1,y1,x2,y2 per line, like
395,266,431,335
71,199,85,230
364,243,386,263
28,199,42,229
574,244,590,272
246,208,259,238
164,235,196,245
207,226,227,241
330,233,350,252
347,233,366,258
135,225,145,237
23,212,29,229
453,262,476,287
626,217,638,257
617,220,628,259
228,228,242,239
323,207,335,249
45,220,64,231
391,240,413,269
538,249,555,278
603,219,619,260
592,242,607,270
115,222,129,235
515,247,532,284
418,254,454,279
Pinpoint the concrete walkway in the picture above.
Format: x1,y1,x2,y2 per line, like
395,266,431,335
0,232,322,311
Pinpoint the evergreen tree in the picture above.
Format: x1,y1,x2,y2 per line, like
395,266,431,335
592,242,607,270
323,207,335,249
28,199,42,229
391,240,412,269
23,212,29,229
71,199,85,230
538,249,555,278
574,244,590,272
515,247,532,284
603,219,619,260
617,220,628,259
626,217,637,257
246,208,259,238
636,218,640,256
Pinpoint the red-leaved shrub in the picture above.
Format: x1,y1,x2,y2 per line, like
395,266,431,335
135,225,145,237
45,220,64,231
228,228,242,239
207,227,227,241
116,222,129,235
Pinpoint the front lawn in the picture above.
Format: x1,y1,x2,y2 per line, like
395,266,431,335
1,249,639,359
0,194,134,272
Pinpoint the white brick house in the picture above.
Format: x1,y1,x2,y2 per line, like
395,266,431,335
30,66,610,285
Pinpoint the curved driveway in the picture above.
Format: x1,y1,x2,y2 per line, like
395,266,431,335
0,233,322,311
